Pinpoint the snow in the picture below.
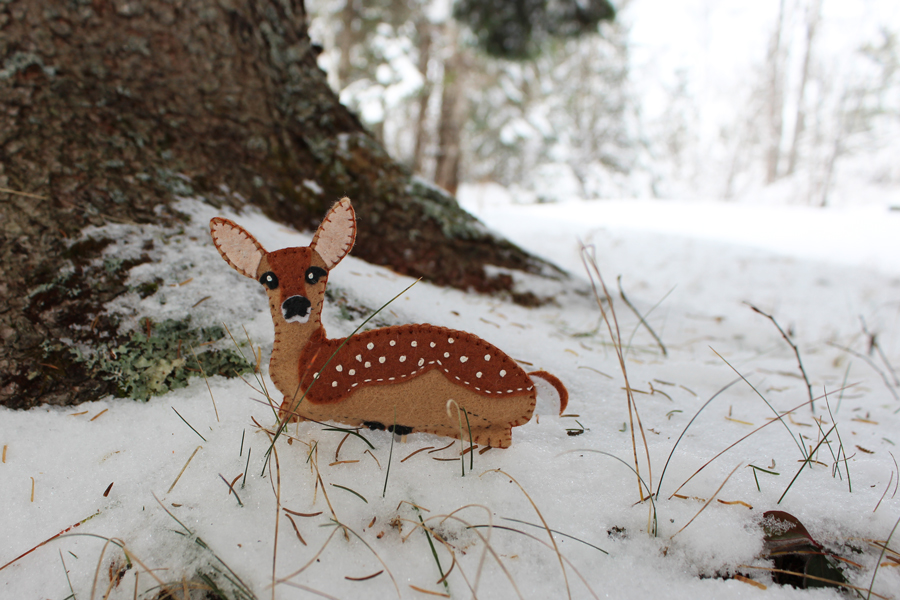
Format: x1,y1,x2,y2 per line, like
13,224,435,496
3,190,900,599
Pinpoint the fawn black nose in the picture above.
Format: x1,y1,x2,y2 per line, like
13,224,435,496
282,295,311,323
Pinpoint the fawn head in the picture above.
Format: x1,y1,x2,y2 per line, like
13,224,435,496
210,198,357,329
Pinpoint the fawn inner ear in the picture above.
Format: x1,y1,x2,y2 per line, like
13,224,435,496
305,267,327,285
210,217,265,279
310,198,356,269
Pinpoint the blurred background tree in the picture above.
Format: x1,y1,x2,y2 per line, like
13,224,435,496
307,0,631,198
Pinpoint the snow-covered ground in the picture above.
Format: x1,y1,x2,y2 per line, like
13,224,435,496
2,187,900,599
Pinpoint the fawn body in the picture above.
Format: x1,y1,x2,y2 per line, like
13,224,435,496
210,198,567,448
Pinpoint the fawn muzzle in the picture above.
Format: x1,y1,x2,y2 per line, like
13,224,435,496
282,295,312,323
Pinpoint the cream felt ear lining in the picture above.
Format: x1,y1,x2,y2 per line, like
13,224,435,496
209,196,569,448
210,217,266,279
310,198,356,270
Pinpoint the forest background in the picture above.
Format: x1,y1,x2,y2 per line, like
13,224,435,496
309,0,900,207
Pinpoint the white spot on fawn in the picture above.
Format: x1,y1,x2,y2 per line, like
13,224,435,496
379,356,386,364
366,342,374,350
499,370,506,377
460,356,468,363
332,381,338,387
336,365,343,372
349,369,356,376
312,372,319,379
356,354,362,362
476,371,482,378
448,338,454,344
365,361,371,368
418,358,425,366
411,341,418,347
399,356,407,362
430,341,436,348
443,352,450,358
484,354,491,361
389,340,396,346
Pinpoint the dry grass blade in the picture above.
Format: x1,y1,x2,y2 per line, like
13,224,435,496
171,407,207,442
166,446,203,495
284,513,307,546
345,570,383,581
277,580,341,599
778,424,837,504
485,469,571,599
416,504,522,599
467,523,602,600
502,518,608,554
268,438,282,600
409,585,450,597
58,550,76,600
276,527,341,584
58,532,182,599
150,495,257,599
332,520,401,599
667,393,822,499
188,344,219,422
655,377,741,499
739,565,889,599
90,537,113,600
334,432,350,462
828,342,900,406
824,392,851,491
618,275,672,357
219,473,244,506
401,446,434,462
0,186,46,199
415,510,449,593
581,245,653,506
746,303,815,412
562,449,658,536
867,513,900,599
710,347,808,460
1,511,100,572
874,474,894,514
860,318,900,386
670,462,742,539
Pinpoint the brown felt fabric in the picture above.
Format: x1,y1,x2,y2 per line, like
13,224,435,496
298,324,534,404
210,198,567,447
527,370,569,415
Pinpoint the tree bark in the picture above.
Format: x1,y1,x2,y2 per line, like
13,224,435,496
786,0,821,177
434,24,464,196
411,17,433,175
765,0,786,184
0,0,557,409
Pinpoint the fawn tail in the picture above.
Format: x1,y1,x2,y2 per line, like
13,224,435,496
528,370,569,415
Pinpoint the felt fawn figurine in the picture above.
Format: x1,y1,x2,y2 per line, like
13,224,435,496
210,198,567,448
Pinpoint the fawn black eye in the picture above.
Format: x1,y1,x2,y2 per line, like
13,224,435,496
259,271,279,290
305,267,327,285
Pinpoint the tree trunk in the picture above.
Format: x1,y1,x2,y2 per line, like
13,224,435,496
765,0,786,184
337,0,357,88
411,17,433,175
0,0,557,409
434,25,464,196
786,0,821,177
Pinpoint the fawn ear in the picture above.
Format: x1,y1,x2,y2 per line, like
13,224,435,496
311,197,356,270
210,217,266,279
